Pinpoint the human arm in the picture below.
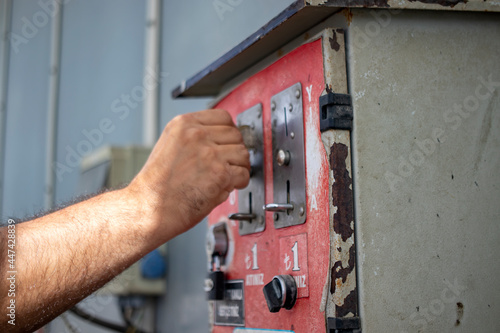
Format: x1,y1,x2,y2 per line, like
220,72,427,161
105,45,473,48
0,109,250,332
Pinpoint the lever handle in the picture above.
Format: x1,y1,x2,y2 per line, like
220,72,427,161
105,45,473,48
263,203,294,212
228,213,256,221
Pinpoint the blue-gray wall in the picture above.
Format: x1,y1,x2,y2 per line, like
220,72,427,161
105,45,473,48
0,0,294,332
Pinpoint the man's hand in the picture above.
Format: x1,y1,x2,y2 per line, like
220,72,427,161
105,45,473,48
130,109,250,238
0,109,250,332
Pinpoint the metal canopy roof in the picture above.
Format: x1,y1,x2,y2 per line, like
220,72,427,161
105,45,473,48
172,0,499,98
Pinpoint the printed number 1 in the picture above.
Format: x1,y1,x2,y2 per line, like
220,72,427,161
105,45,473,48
291,241,300,271
251,243,259,270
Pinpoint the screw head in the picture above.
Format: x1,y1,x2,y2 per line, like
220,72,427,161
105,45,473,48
299,206,305,216
288,103,293,112
295,89,301,99
271,101,276,111
276,149,291,166
290,132,295,139
273,213,279,221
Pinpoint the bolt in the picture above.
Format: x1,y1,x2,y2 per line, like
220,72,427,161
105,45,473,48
290,132,295,139
273,213,279,221
257,109,262,118
204,278,214,292
271,101,276,111
288,103,293,112
276,149,291,166
295,89,301,99
299,206,305,216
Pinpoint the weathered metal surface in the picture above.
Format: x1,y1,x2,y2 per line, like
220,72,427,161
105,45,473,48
268,82,307,228
319,26,360,322
310,0,499,10
321,131,359,321
229,104,266,235
347,10,500,332
322,28,348,95
330,140,358,318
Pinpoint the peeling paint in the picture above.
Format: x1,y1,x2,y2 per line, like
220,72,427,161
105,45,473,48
336,289,358,317
408,0,467,7
329,141,359,317
331,143,355,242
329,29,341,51
306,105,326,203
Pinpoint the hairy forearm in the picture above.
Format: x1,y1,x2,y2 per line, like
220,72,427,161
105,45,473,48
0,185,164,332
0,109,250,332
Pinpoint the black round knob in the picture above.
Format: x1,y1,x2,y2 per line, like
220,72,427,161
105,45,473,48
262,275,297,312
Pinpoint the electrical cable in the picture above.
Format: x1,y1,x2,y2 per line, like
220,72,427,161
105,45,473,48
69,306,149,333
119,304,134,329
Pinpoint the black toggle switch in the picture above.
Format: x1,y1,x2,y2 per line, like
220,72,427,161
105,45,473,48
262,275,297,312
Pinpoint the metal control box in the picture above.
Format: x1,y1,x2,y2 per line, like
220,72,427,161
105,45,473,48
174,2,500,332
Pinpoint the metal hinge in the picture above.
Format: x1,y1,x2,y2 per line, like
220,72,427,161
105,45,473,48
319,93,353,132
327,317,361,333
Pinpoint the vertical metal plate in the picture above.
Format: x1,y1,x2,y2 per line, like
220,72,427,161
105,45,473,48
270,82,306,228
232,104,265,235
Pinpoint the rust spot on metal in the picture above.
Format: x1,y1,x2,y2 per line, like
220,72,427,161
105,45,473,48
329,142,358,317
455,302,464,326
330,244,356,294
336,289,358,317
341,9,353,24
326,84,333,94
408,0,467,7
330,143,354,242
329,29,341,52
277,48,284,57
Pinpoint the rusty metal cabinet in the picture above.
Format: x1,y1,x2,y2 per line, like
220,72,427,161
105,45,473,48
174,2,500,332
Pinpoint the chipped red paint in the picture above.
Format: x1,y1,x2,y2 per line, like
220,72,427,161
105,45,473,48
208,39,330,332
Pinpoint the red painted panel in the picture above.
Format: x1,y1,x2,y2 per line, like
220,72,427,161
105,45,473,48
209,39,329,333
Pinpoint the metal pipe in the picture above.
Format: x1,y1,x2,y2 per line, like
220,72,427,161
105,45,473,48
0,0,13,219
44,0,63,210
143,0,161,146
